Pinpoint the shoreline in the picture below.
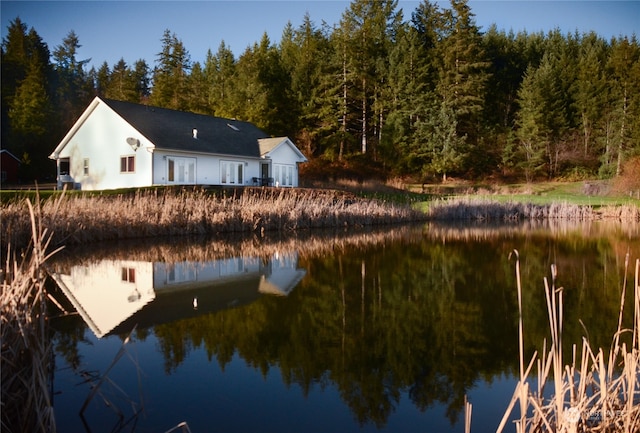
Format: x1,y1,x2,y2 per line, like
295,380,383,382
1,187,426,252
2,188,639,252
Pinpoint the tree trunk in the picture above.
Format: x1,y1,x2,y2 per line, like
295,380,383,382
616,89,627,176
340,41,347,161
361,77,367,154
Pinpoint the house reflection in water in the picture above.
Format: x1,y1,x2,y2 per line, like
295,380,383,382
50,252,306,338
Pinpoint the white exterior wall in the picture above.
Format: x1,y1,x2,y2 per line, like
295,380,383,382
57,102,154,190
152,150,264,186
268,141,303,187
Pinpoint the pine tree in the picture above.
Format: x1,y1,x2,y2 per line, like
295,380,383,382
204,42,236,117
606,36,640,176
229,33,294,136
280,13,332,157
53,31,92,132
104,58,140,102
416,101,466,181
150,29,191,110
515,60,558,181
132,59,151,102
572,32,608,164
338,0,401,156
93,61,111,98
2,19,56,180
186,62,209,115
437,0,489,175
382,19,438,176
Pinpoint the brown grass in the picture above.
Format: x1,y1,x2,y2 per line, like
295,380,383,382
498,252,640,433
1,199,62,433
426,197,640,222
1,187,426,251
612,157,640,198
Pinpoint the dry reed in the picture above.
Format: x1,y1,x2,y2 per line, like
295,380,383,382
1,187,426,251
498,251,640,433
1,198,63,433
427,197,639,222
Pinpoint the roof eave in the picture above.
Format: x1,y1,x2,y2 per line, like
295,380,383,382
261,137,307,162
49,96,102,160
155,147,262,159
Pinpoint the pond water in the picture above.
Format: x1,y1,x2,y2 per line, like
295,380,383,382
47,221,640,433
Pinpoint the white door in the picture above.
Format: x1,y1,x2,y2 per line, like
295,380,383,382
167,157,196,185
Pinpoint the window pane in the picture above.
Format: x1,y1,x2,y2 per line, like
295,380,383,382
230,163,235,183
121,157,127,172
168,159,174,182
238,164,243,184
60,159,70,174
221,163,227,183
178,162,185,182
128,156,135,172
188,163,195,183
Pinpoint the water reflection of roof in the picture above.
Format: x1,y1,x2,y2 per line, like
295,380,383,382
110,276,263,336
259,269,306,296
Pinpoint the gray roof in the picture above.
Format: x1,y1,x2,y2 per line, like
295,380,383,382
102,98,271,158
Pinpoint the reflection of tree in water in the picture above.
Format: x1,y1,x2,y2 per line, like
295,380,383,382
51,222,640,428
149,237,508,427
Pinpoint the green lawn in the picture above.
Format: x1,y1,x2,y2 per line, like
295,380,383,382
412,181,640,212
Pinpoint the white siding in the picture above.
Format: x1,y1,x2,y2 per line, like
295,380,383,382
56,102,154,190
266,141,303,187
152,151,263,186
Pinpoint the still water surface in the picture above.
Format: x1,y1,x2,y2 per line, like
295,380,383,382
48,221,640,432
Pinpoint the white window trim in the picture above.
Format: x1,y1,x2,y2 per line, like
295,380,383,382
120,155,135,173
273,163,294,186
220,160,245,185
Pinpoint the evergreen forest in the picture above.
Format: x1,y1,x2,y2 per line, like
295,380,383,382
2,0,639,183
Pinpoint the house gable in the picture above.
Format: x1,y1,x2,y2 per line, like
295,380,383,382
49,97,102,160
50,97,156,190
258,137,307,162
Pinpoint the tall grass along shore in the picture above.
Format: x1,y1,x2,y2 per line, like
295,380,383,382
1,201,62,433
3,187,639,252
497,252,640,433
1,187,426,251
426,196,640,222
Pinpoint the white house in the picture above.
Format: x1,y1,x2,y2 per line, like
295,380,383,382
49,97,307,190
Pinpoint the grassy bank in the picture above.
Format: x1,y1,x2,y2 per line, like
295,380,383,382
1,187,427,251
306,178,640,221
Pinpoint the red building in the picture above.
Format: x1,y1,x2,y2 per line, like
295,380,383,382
1,149,21,186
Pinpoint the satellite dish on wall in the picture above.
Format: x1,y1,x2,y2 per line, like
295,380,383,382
126,137,141,151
